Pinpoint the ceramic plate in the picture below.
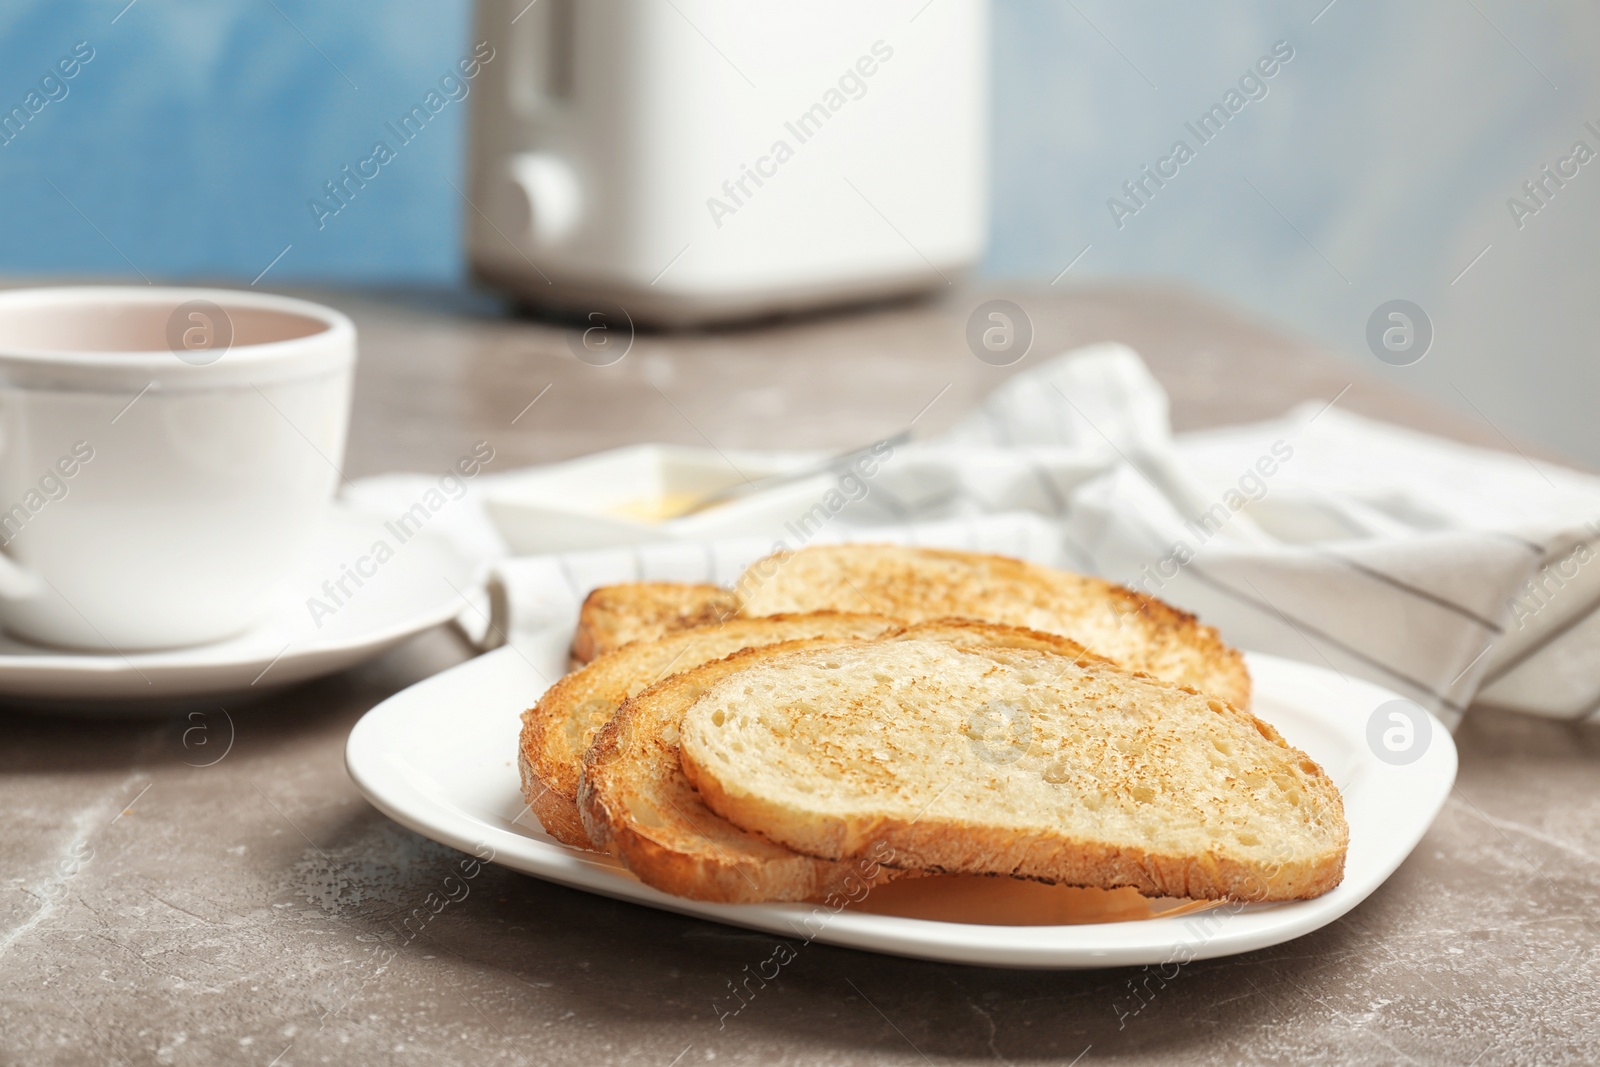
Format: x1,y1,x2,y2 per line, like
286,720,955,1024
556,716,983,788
346,640,1457,969
0,502,478,708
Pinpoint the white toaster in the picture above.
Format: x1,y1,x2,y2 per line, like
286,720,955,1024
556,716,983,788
466,0,988,326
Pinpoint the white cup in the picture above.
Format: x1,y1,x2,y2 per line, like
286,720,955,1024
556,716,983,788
0,287,354,651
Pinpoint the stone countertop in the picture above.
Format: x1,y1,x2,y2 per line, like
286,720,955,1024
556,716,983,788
1,285,1595,1066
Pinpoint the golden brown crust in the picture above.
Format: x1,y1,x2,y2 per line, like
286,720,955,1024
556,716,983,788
894,616,1112,664
676,636,1345,902
517,744,591,847
521,667,629,848
685,764,1345,901
1108,584,1252,711
575,618,1174,902
520,612,898,849
578,639,899,902
736,544,1252,708
571,582,738,663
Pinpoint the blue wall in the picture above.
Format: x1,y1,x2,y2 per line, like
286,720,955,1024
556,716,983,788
0,1,471,283
4,2,1600,463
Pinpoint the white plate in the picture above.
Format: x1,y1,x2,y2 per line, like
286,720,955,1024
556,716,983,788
0,502,478,707
346,643,1458,969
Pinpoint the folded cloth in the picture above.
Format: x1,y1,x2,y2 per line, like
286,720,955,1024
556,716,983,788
347,343,1600,725
1105,401,1600,725
954,346,1600,725
932,345,1600,725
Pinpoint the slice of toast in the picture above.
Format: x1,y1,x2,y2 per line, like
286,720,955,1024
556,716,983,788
735,544,1252,708
579,637,887,902
678,638,1347,901
572,582,738,663
576,620,1106,902
521,612,898,847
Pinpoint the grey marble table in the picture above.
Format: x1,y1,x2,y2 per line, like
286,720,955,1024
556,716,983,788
1,284,1595,1066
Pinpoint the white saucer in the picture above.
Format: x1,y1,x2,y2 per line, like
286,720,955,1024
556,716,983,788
346,642,1458,969
0,502,478,707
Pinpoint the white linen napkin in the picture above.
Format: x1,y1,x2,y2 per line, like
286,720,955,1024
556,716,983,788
347,344,1600,726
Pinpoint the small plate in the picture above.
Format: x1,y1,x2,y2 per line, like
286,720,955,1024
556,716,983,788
346,641,1458,969
0,502,477,708
484,444,835,555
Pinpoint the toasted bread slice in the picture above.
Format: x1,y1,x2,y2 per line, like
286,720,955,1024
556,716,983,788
579,637,886,902
572,582,738,663
678,638,1347,901
736,544,1251,707
577,620,1106,902
521,612,898,847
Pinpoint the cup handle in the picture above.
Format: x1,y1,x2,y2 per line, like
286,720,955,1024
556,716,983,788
0,399,42,601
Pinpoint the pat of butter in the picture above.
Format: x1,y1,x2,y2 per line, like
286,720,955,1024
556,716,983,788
607,491,707,522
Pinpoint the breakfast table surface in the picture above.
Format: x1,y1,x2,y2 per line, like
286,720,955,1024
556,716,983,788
2,284,1595,1067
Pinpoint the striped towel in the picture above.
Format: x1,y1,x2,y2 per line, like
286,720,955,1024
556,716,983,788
352,345,1600,726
